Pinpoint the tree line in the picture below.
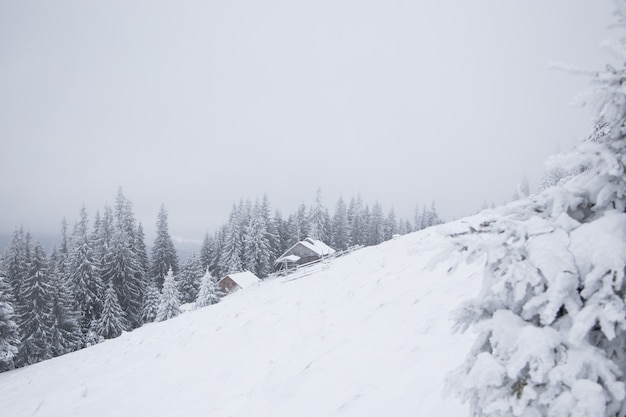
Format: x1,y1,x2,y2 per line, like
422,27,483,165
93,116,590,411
0,187,442,372
199,188,442,279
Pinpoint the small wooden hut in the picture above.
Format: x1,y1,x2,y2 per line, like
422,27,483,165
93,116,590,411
274,238,335,271
217,271,261,294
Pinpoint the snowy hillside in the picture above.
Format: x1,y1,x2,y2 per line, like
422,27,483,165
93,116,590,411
0,224,482,417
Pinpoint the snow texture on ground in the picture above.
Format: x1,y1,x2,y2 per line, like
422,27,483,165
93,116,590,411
0,225,481,417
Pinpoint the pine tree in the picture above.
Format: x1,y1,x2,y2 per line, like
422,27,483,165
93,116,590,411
308,187,328,242
331,196,351,251
156,269,181,322
274,210,291,256
48,248,81,356
96,282,129,339
16,242,54,367
295,203,309,242
219,205,244,274
68,207,104,341
243,200,272,278
4,228,29,316
134,222,150,310
348,196,367,246
384,207,398,241
112,190,145,328
58,217,70,276
260,194,280,261
102,222,143,329
141,278,160,324
195,268,220,309
92,205,114,265
414,204,426,231
423,200,441,228
445,8,626,416
150,204,179,289
212,227,227,278
135,223,150,281
178,253,203,304
0,269,19,372
367,202,385,246
199,233,215,273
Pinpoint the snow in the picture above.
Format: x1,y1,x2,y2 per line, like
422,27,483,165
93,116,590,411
0,224,481,417
276,254,300,263
301,237,336,256
221,271,261,289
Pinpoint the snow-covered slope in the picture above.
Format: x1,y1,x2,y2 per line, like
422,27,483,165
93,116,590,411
0,224,482,417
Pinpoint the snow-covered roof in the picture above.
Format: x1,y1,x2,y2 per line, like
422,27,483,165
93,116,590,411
274,238,336,265
276,254,300,263
301,238,335,256
221,271,261,289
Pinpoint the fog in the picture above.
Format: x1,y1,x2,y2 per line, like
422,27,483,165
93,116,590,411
0,0,613,241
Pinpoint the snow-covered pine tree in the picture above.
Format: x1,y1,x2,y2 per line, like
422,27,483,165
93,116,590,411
257,195,279,260
150,204,179,290
16,241,54,367
92,205,115,265
367,202,385,246
360,200,371,245
135,223,150,290
57,217,70,276
141,277,160,323
444,5,626,415
0,267,19,372
348,195,367,246
384,207,398,241
243,200,272,278
178,253,204,304
413,203,423,231
273,210,291,256
219,205,244,275
156,268,181,322
199,233,214,273
4,228,29,318
308,187,328,242
425,200,442,228
195,268,220,309
96,281,129,339
68,207,104,342
212,226,227,278
331,196,351,251
102,221,143,329
113,191,145,328
295,203,309,243
48,248,81,356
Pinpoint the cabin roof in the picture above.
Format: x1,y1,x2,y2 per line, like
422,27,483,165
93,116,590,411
220,271,260,289
300,238,335,256
274,238,335,265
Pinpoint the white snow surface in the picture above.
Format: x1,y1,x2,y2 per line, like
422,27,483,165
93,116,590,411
221,270,261,289
0,225,481,417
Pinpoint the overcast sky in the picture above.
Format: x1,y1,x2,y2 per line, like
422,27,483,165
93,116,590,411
0,0,615,242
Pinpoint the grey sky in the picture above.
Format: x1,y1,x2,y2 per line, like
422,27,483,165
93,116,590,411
0,0,614,241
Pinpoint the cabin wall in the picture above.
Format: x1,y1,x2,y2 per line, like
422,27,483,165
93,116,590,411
218,277,240,293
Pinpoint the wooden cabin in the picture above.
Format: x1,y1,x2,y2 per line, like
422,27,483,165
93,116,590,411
274,238,336,271
217,271,261,294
